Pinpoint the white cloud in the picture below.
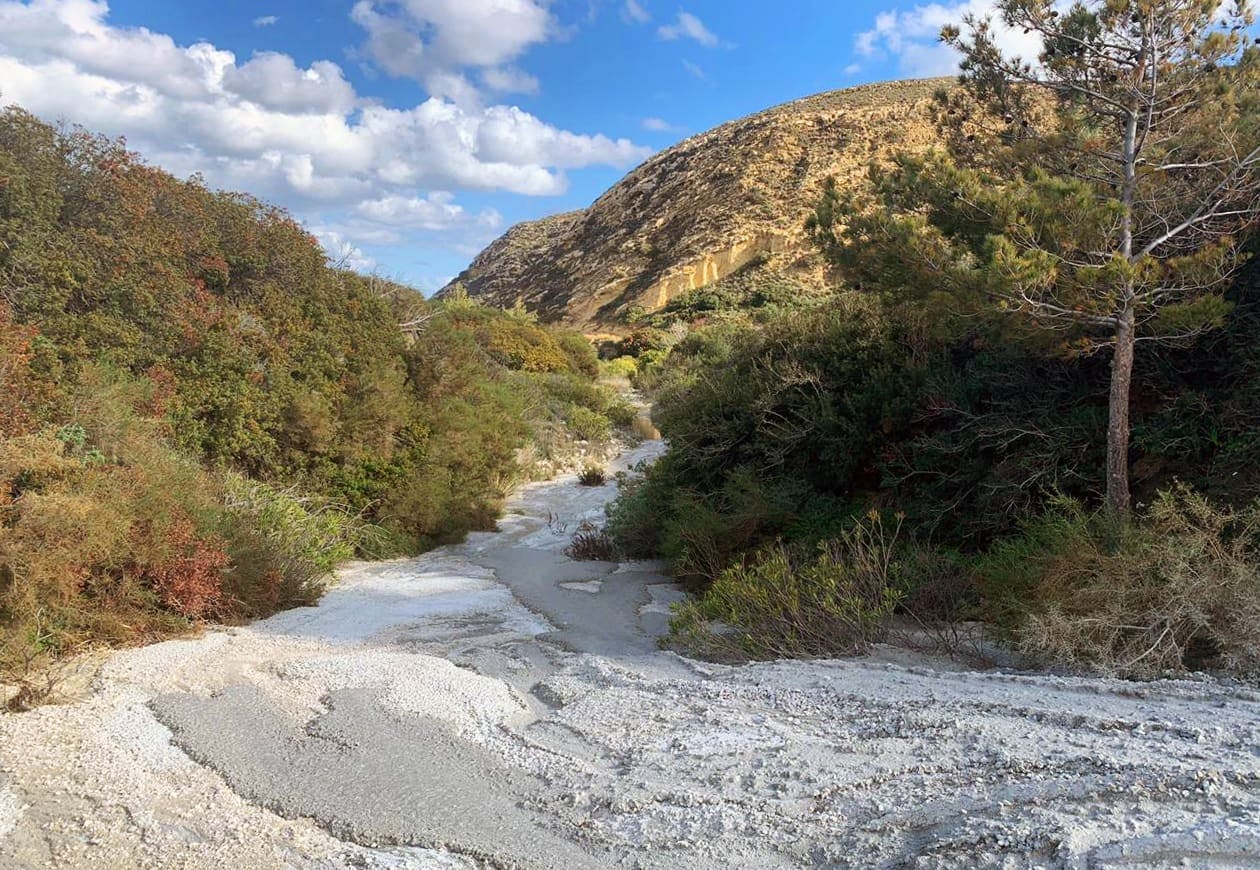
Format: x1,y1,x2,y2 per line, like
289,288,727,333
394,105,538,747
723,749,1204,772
843,62,861,76
0,0,651,270
681,59,705,79
355,191,502,232
474,104,648,171
312,192,503,256
853,0,1053,77
0,0,229,101
350,0,553,103
480,65,540,95
252,15,278,27
642,116,681,133
623,0,649,24
222,52,357,114
657,10,717,47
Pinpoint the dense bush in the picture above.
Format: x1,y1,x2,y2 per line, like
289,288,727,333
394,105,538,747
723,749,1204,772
604,401,638,429
612,200,1260,674
0,358,367,666
601,356,638,379
556,330,601,379
0,107,611,673
605,466,672,559
219,476,361,614
608,295,915,583
645,262,827,330
565,405,613,443
976,487,1260,679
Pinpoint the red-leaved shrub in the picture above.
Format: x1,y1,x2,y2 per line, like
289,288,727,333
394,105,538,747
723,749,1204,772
143,516,230,619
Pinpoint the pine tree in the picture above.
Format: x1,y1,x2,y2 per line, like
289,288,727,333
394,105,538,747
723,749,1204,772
934,0,1260,514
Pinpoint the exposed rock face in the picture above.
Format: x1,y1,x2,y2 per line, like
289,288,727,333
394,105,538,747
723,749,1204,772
441,78,951,329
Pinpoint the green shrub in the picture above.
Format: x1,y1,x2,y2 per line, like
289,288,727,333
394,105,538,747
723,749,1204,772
619,328,672,357
0,109,616,676
646,264,826,329
541,373,613,414
478,317,570,373
605,468,673,559
555,330,600,378
669,512,905,660
975,487,1260,678
218,476,360,615
602,356,638,379
647,295,915,505
605,401,638,428
565,406,612,443
629,349,669,392
658,472,795,585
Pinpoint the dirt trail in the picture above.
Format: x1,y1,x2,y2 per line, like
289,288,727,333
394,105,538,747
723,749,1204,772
2,438,1260,868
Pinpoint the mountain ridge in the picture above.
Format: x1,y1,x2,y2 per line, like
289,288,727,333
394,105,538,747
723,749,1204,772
440,77,952,329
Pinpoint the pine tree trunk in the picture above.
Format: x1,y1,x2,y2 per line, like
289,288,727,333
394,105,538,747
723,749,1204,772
1106,309,1135,516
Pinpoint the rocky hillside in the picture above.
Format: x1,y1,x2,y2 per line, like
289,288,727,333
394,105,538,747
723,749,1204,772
441,78,950,329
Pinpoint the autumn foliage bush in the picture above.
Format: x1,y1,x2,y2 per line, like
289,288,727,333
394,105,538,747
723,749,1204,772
0,108,611,676
0,363,363,671
141,516,230,619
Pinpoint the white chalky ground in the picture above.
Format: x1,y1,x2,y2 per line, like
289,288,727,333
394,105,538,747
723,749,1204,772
2,438,1259,868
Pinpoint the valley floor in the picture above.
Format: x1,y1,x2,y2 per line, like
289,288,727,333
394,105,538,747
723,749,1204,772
2,439,1259,868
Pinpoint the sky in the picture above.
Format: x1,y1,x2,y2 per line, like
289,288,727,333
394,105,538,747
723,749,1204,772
0,0,1057,293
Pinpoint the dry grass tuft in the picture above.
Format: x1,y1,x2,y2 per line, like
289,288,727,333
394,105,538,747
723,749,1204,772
979,486,1260,679
578,465,608,486
565,522,621,561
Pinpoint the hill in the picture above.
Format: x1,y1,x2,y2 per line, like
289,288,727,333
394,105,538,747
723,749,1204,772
441,78,950,329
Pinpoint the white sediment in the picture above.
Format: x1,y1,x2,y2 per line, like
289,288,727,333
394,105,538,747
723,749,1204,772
2,438,1258,868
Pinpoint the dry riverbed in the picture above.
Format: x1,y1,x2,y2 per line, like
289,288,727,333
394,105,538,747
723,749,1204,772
2,438,1260,868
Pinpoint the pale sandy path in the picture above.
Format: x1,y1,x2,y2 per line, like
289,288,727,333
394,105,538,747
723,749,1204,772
2,438,1260,868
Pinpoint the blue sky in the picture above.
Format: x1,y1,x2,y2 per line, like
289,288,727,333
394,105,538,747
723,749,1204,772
0,0,1015,292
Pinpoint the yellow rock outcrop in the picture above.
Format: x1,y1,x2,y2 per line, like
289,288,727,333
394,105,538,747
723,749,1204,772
440,78,950,329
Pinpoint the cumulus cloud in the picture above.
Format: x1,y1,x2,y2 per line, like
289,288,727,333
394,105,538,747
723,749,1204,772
657,11,717,47
350,0,553,103
252,15,278,27
0,0,651,268
854,0,1054,77
480,65,540,95
355,192,502,232
222,52,357,114
311,192,503,258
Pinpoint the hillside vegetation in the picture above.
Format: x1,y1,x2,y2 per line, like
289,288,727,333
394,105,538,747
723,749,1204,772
0,107,625,692
608,2,1260,679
